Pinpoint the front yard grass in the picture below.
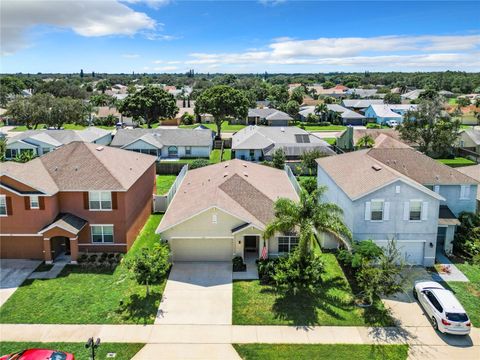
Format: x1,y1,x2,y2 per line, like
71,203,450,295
0,214,166,324
299,124,347,131
0,342,144,360
445,261,480,326
156,175,176,195
232,252,394,326
437,157,476,167
233,344,409,360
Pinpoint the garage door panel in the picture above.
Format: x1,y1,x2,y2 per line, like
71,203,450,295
374,240,424,265
171,238,233,262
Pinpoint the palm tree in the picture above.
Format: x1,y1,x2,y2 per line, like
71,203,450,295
356,135,375,149
314,103,328,122
264,187,352,263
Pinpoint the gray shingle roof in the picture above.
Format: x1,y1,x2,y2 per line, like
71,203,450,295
341,99,384,108
110,128,213,148
7,127,111,146
248,108,292,121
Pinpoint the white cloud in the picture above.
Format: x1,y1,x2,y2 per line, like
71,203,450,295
122,0,171,10
1,0,156,55
184,34,480,71
258,0,286,6
122,53,140,58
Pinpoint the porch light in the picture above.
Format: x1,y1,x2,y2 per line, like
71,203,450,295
429,242,434,248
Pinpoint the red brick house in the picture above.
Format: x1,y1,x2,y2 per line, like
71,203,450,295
0,142,156,263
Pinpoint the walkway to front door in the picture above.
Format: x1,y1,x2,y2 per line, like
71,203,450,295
155,262,232,325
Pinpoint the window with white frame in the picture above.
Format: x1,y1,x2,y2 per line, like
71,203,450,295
409,200,422,221
91,225,114,243
460,185,471,200
212,214,218,224
30,195,40,209
370,200,384,221
88,191,112,210
0,195,7,216
278,235,299,253
185,146,192,155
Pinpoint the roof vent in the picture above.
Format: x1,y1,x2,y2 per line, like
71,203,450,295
96,146,104,151
243,172,248,177
223,172,229,177
224,163,229,168
243,163,247,168
372,165,382,171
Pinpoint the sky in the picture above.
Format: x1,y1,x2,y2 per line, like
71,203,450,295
1,0,479,74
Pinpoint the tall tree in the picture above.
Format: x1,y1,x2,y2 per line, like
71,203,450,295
398,97,461,158
284,100,299,118
48,97,85,129
384,92,402,104
194,85,249,139
264,187,352,263
271,148,286,169
6,94,53,129
314,103,328,122
119,86,178,128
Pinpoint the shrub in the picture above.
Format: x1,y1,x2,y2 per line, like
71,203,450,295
232,256,246,272
300,177,317,194
318,122,331,126
88,254,98,263
77,254,88,264
454,212,480,258
272,148,286,169
366,123,382,129
189,158,209,169
257,258,280,284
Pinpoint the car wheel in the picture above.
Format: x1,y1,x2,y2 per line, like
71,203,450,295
432,317,438,330
413,288,418,300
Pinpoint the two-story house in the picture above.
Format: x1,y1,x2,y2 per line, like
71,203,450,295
316,147,478,266
0,142,156,263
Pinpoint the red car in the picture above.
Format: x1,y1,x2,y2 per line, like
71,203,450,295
0,349,75,360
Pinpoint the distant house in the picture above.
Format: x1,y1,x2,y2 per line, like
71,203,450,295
401,89,424,101
457,129,480,155
231,125,335,162
345,89,382,99
110,128,213,159
364,104,417,124
94,106,132,125
341,99,384,113
298,104,366,126
242,108,293,127
317,147,478,266
5,127,112,160
336,127,413,152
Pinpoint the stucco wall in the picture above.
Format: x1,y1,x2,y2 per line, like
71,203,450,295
436,184,477,216
234,149,264,162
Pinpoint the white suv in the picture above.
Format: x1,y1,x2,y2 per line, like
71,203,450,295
386,120,399,127
413,281,471,335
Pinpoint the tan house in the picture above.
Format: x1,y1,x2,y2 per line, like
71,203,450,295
156,160,299,261
0,142,156,263
457,128,480,155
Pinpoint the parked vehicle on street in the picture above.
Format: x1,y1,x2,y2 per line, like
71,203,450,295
0,349,75,360
413,281,471,335
386,120,399,127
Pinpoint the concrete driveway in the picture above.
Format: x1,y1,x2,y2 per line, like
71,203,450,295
0,259,41,307
155,262,232,325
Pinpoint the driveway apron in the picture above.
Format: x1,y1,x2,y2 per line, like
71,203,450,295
155,262,232,325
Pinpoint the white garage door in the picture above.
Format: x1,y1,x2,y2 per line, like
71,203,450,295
374,241,425,265
170,238,233,262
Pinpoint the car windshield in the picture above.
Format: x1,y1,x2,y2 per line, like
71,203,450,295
446,312,468,322
49,352,67,360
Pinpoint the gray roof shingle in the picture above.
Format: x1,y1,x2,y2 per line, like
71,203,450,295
110,128,213,148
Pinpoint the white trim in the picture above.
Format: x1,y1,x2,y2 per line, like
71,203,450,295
0,233,43,237
88,191,113,211
29,195,40,209
90,224,114,244
231,224,264,234
0,194,7,217
39,222,87,235
408,199,423,221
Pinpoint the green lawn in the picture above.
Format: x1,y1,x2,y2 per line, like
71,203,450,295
0,214,166,324
11,124,114,131
0,342,144,360
437,157,476,168
448,98,458,105
323,137,337,145
232,252,393,326
156,175,176,195
445,262,480,326
179,121,246,133
298,123,347,131
233,344,409,360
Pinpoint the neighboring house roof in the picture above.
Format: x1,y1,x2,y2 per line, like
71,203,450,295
438,205,461,226
1,142,156,194
367,148,478,185
247,108,293,121
342,99,384,108
95,106,122,118
401,89,424,100
349,128,412,146
373,134,412,149
232,126,335,156
456,165,480,201
110,128,213,149
7,127,111,147
316,149,443,201
460,129,480,145
298,105,365,120
367,105,403,118
157,159,299,233
345,89,379,98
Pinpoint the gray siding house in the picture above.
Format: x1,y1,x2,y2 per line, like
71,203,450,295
110,128,213,159
232,126,335,162
5,127,112,159
316,148,478,266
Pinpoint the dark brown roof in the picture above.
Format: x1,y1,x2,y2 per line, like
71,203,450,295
438,206,460,226
368,148,477,185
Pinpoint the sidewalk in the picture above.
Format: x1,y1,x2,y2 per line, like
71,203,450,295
431,253,469,282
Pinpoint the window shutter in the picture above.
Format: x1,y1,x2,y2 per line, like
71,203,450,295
364,202,371,221
421,202,428,221
39,197,45,210
464,185,471,199
383,202,390,221
83,192,89,209
460,186,465,199
24,197,31,210
112,192,118,210
434,185,440,193
403,201,410,220
6,196,13,215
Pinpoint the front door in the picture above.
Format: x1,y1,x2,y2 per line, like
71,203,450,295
437,227,447,253
244,236,258,252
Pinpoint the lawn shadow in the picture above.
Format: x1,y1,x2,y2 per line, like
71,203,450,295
115,290,161,325
269,276,353,327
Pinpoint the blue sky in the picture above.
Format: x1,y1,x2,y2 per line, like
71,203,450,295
1,0,479,73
